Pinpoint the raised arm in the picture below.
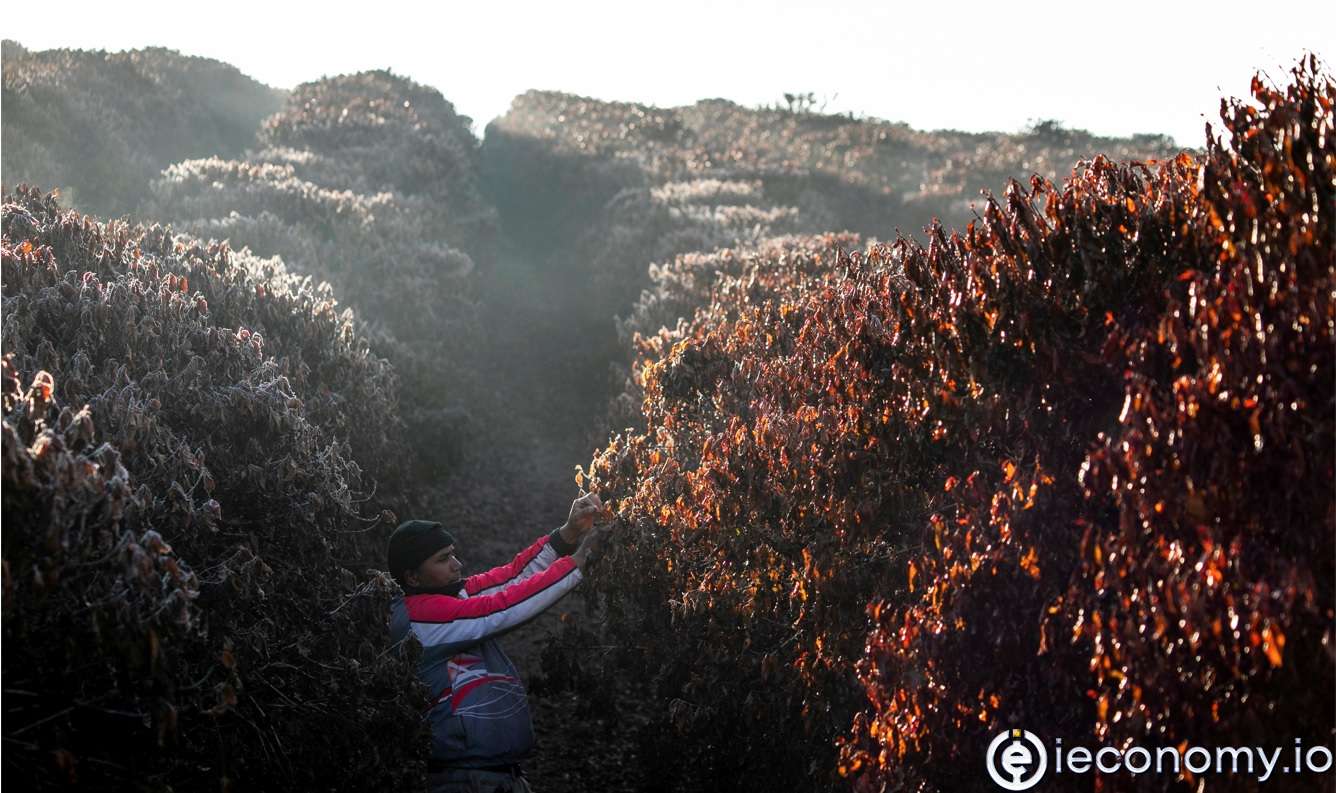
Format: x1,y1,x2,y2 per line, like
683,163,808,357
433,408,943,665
459,495,606,597
406,555,583,654
463,527,578,597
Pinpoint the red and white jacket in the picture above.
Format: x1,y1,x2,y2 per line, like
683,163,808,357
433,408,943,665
388,529,582,767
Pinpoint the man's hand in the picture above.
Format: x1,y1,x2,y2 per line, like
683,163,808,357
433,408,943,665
572,523,612,570
561,492,607,544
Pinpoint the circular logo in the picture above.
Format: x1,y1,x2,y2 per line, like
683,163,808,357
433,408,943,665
986,729,1048,790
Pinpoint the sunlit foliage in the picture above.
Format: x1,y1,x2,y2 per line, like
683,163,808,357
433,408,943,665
576,60,1333,792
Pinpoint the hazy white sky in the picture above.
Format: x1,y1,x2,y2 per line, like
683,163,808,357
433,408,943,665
7,0,1333,147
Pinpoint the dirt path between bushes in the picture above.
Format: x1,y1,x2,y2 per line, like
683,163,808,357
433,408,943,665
411,244,652,792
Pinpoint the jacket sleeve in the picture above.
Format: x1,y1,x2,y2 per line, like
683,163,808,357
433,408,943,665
463,528,579,597
406,556,583,653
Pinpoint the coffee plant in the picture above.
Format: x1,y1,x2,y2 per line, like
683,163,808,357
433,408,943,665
148,71,498,469
603,232,864,439
489,89,1177,461
255,69,497,260
2,186,428,791
574,59,1333,792
580,178,804,311
1,40,284,217
486,89,1178,256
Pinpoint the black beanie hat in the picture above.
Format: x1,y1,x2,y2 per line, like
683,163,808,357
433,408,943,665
387,520,456,584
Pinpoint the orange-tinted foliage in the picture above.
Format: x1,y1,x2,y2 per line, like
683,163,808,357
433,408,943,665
578,59,1333,792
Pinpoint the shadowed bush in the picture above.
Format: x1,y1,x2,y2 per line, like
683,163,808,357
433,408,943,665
2,186,428,791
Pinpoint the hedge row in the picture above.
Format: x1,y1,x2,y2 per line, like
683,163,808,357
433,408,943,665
255,69,498,259
2,186,427,791
574,60,1333,792
603,232,863,438
1,40,284,217
582,178,803,307
149,71,499,468
485,89,1178,258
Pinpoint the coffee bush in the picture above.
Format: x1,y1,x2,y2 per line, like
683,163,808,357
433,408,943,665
577,61,1333,792
149,71,498,469
2,186,428,791
1,41,284,217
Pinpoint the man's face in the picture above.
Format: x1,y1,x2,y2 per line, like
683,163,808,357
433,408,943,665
407,544,463,589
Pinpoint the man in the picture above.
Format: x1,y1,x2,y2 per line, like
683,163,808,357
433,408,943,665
387,493,609,793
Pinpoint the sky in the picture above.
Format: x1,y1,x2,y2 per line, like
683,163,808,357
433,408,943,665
6,0,1334,148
